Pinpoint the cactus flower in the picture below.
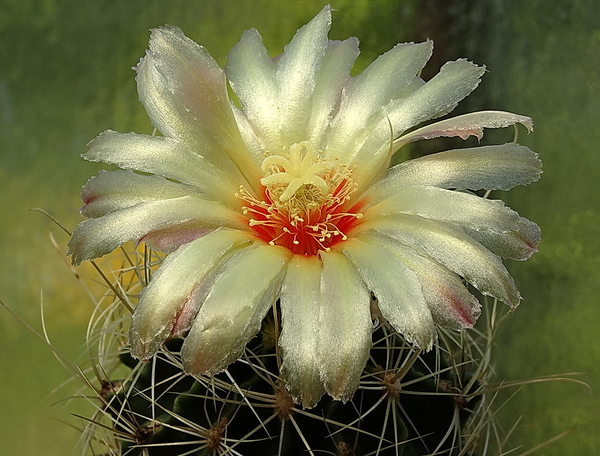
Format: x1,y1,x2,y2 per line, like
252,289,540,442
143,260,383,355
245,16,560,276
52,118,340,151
68,5,541,407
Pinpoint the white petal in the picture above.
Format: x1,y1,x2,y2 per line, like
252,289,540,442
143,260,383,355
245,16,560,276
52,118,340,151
362,214,521,307
129,229,253,360
365,186,523,234
387,59,486,138
465,216,540,261
231,107,267,166
308,37,359,149
346,77,426,182
327,41,434,161
181,244,290,375
85,130,242,207
68,196,245,265
365,143,542,203
225,28,281,152
395,110,533,148
139,224,215,254
318,250,372,401
359,231,481,330
279,255,326,407
81,170,202,218
339,238,436,349
137,26,261,187
276,5,331,144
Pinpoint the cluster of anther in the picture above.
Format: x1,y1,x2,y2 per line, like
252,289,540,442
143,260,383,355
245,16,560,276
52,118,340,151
238,142,363,255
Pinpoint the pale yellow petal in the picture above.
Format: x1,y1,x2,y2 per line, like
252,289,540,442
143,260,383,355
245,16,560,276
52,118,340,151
339,237,436,349
279,255,326,407
129,229,253,360
318,250,372,401
182,244,290,376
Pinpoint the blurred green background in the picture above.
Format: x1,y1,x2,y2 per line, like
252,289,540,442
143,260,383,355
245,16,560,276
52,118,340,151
1,0,598,454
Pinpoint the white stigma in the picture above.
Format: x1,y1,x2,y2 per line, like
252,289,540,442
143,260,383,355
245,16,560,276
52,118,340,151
260,141,336,203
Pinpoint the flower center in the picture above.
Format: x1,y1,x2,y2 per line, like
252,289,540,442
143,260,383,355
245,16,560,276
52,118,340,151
237,141,363,256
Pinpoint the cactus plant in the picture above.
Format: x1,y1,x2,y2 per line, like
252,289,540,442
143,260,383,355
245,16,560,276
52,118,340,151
69,245,515,456
63,6,548,455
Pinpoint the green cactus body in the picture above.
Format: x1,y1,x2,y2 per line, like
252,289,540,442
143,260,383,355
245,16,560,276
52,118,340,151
96,307,485,456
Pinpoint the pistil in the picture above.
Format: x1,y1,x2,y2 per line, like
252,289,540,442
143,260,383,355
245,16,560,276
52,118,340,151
236,142,364,255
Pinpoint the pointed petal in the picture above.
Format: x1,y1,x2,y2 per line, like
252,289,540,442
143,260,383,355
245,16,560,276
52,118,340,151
68,196,245,265
365,186,523,234
182,244,290,375
85,130,242,207
395,110,533,148
276,5,331,144
387,59,486,138
129,229,253,360
365,143,542,203
327,41,434,161
225,28,281,152
279,255,326,407
308,37,359,149
339,238,436,349
465,216,540,261
231,107,268,166
318,250,372,401
363,214,521,307
140,223,216,254
368,186,539,263
81,170,202,218
360,231,481,330
137,26,261,186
